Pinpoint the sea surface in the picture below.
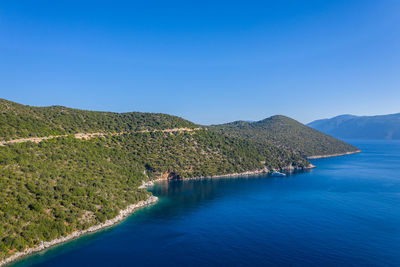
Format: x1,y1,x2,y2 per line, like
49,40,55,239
11,140,400,266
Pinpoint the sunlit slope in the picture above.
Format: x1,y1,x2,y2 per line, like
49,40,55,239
211,115,359,157
0,99,197,140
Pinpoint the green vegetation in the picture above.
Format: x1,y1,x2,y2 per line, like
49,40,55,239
0,137,148,259
0,99,196,140
0,99,358,261
210,115,359,157
113,130,309,178
0,130,309,260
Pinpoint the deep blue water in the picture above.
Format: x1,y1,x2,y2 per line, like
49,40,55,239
12,140,400,266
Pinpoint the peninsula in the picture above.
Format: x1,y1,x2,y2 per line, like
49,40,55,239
0,99,359,264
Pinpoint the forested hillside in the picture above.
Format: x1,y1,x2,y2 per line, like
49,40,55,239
0,99,196,140
0,129,309,260
0,99,359,261
210,115,359,157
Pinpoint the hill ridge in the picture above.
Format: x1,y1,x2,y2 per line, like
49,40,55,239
210,115,359,157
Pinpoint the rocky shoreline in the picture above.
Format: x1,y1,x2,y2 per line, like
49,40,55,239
183,166,311,181
307,150,361,159
1,195,158,267
3,164,308,265
139,164,316,189
2,156,339,265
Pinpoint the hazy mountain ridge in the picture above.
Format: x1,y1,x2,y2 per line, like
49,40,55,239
308,113,400,140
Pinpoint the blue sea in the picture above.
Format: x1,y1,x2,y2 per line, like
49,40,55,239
11,140,400,266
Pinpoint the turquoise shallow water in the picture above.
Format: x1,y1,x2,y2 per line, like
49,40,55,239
11,140,400,266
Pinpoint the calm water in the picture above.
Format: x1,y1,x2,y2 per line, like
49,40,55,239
12,140,400,266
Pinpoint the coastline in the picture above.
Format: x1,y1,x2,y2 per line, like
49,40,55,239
180,166,313,181
2,151,352,266
139,169,280,188
2,164,310,266
141,150,364,189
307,150,361,159
140,164,316,188
1,195,158,267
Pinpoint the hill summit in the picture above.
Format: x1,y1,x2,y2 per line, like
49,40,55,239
210,115,359,157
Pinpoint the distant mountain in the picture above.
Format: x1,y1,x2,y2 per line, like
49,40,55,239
308,113,400,140
210,115,359,157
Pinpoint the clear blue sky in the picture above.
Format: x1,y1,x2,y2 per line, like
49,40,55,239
1,0,399,124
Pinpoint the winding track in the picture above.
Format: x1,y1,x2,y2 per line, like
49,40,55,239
0,128,202,146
